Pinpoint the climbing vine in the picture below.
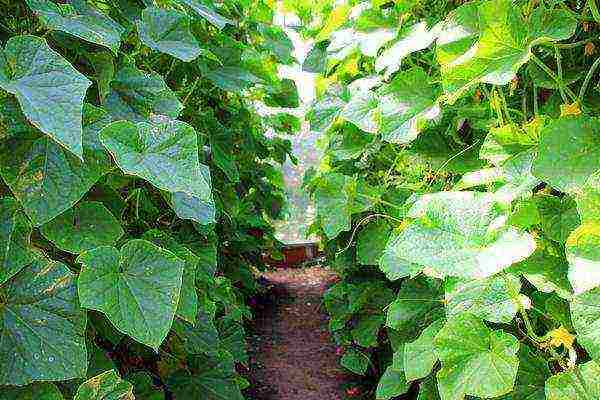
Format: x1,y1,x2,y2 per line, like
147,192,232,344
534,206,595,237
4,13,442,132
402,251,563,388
0,0,297,398
300,0,600,398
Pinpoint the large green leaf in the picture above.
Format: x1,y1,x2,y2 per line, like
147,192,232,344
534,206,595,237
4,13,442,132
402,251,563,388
444,274,520,324
26,0,124,53
0,197,36,284
376,349,409,399
495,345,550,400
434,313,520,400
576,172,600,223
384,191,536,279
0,382,64,399
77,240,184,350
0,258,87,385
257,24,295,64
167,353,244,400
533,116,600,193
173,0,234,29
99,119,215,225
376,66,441,144
340,90,379,133
536,194,580,243
341,348,370,375
509,247,572,298
566,222,600,294
103,65,183,122
40,201,124,254
545,361,600,399
74,370,134,400
386,277,444,340
141,229,198,324
356,220,390,265
403,319,444,382
0,104,113,226
376,21,441,79
137,7,201,62
0,35,91,158
570,287,600,362
437,1,577,102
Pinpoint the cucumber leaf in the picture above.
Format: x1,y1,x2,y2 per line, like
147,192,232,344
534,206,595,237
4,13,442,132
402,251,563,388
0,258,87,386
77,240,184,350
0,35,91,158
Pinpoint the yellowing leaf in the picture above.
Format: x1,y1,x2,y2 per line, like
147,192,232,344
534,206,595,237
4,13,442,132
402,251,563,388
316,4,351,42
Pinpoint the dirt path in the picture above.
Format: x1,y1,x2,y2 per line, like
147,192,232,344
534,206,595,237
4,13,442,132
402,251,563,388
244,267,352,400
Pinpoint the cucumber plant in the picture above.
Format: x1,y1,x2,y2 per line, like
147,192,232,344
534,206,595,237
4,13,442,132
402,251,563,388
299,0,600,398
0,0,298,398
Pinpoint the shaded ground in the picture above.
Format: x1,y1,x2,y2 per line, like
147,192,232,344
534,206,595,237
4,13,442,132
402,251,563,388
244,266,352,400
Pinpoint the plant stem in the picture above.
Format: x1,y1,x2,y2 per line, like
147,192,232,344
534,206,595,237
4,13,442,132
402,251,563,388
589,0,600,24
579,56,600,101
553,45,568,103
531,54,577,101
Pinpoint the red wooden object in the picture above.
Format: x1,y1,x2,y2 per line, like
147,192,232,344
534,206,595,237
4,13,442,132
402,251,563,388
263,242,321,268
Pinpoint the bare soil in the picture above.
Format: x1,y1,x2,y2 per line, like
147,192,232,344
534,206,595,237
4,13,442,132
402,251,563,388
244,266,352,400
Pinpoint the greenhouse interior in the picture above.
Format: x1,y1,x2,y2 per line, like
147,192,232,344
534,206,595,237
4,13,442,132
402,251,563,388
0,0,599,399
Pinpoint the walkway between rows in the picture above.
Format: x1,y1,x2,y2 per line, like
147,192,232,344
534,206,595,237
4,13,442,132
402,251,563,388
245,267,352,399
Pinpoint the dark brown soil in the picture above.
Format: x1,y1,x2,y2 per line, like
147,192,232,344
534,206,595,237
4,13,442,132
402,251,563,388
244,267,352,400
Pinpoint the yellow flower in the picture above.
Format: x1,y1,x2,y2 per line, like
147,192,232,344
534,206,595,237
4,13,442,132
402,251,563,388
548,327,575,349
560,102,582,117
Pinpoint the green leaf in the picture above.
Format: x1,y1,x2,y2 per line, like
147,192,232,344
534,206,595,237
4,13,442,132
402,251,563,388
376,21,441,79
566,222,600,294
173,0,234,29
74,370,134,400
357,220,391,265
314,173,350,238
77,240,184,350
307,90,346,133
258,24,295,64
386,191,536,279
404,319,444,382
103,64,183,122
167,354,244,400
0,35,91,158
496,344,550,400
303,42,327,74
379,232,423,281
340,90,379,133
545,361,600,399
533,116,600,193
386,277,444,340
575,172,600,224
40,201,124,254
204,66,262,92
445,274,520,324
137,7,201,62
480,123,538,167
26,0,124,54
376,349,409,399
376,66,441,144
570,287,600,362
509,247,572,298
264,78,299,108
0,258,87,385
99,118,215,225
437,1,577,102
341,348,370,375
0,382,64,399
141,229,198,324
535,194,580,243
0,197,36,284
0,104,113,226
352,314,384,348
434,313,520,400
